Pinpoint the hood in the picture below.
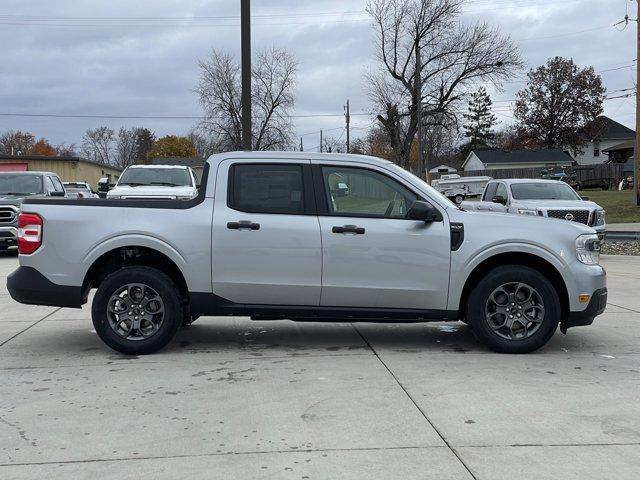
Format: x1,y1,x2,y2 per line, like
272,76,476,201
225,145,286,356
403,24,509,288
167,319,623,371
455,208,594,236
0,193,47,205
107,185,197,199
510,199,602,210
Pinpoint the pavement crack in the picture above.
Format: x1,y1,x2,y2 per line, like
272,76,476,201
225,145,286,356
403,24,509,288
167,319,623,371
352,324,479,480
0,445,445,468
0,307,62,348
608,302,640,314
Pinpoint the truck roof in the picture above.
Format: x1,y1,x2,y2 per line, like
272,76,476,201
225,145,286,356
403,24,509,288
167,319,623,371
126,165,191,170
206,151,394,167
492,178,568,186
0,171,56,176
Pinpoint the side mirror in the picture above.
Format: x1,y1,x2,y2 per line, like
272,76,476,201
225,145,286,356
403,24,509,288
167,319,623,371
492,195,507,205
581,196,590,201
408,201,442,222
50,191,66,197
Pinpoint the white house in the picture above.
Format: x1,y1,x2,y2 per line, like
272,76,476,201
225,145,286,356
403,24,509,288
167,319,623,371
575,116,635,166
463,149,574,171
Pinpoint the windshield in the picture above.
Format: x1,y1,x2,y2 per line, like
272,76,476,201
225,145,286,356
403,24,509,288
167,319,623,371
511,182,580,201
0,174,43,195
118,167,192,187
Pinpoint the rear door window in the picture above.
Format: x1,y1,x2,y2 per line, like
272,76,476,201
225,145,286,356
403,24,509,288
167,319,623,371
229,164,305,214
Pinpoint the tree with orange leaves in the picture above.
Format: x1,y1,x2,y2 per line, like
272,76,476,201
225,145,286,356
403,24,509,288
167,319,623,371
31,138,57,156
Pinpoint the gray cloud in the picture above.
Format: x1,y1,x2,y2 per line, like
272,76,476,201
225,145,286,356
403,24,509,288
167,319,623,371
0,0,635,149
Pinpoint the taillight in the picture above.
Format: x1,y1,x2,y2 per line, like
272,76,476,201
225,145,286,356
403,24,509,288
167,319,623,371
18,213,43,255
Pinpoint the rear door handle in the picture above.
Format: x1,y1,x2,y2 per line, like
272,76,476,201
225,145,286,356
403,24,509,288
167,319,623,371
332,225,365,234
227,221,260,230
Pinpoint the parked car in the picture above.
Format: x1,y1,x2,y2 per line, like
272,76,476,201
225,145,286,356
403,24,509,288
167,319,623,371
0,171,66,251
431,174,492,204
63,182,99,199
462,179,606,240
8,152,606,355
106,165,198,200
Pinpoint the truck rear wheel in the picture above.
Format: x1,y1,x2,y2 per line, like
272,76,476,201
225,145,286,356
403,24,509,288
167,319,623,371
92,266,183,355
467,265,560,353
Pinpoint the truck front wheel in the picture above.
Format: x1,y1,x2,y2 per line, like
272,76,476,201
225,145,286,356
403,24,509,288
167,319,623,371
467,265,560,353
92,266,183,355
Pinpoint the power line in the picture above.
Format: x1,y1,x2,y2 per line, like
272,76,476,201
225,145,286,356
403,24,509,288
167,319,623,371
0,112,372,120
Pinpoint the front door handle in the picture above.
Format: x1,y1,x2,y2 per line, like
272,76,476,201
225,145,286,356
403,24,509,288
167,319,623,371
227,221,260,230
332,225,365,234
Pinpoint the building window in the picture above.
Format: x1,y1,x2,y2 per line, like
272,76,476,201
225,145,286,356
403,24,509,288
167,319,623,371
593,142,600,157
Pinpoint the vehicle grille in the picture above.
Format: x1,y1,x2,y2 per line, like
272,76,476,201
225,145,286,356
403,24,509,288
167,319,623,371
0,206,18,225
547,209,590,225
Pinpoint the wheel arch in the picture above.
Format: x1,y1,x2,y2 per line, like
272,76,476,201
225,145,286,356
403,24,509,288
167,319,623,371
82,245,189,299
456,251,570,322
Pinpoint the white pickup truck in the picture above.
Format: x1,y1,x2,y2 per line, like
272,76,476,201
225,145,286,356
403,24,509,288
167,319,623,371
462,178,606,240
107,165,198,200
7,152,607,355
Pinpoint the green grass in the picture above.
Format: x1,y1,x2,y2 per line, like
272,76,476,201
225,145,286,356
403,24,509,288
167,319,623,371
581,190,640,224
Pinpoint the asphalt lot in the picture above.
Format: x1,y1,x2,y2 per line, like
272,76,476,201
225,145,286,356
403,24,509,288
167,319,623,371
0,252,639,479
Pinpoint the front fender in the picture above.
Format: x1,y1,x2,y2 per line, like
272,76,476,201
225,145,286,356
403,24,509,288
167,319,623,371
447,241,573,311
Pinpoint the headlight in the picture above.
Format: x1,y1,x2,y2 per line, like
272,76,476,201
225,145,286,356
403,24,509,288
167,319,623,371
517,208,538,216
593,209,606,227
575,234,601,265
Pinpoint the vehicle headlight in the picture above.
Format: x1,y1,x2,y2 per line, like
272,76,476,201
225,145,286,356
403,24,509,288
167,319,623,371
593,209,606,227
517,208,538,216
575,234,601,265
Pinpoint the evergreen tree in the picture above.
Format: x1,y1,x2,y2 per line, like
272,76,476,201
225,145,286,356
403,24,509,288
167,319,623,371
463,87,497,149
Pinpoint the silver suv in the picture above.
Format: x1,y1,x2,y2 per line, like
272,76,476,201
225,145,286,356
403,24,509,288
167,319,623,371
7,152,607,355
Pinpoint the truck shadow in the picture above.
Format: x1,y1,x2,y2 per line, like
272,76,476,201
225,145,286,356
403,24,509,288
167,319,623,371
162,319,485,355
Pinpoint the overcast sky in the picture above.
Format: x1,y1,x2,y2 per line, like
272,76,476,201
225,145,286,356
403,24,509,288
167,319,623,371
0,0,635,151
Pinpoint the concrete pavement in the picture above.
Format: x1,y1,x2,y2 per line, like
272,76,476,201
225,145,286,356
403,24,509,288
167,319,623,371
1,252,639,479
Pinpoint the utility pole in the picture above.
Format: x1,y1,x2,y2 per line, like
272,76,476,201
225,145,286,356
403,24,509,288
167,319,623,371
636,0,640,204
344,100,351,153
416,40,425,181
320,129,323,153
241,0,252,151
299,137,303,152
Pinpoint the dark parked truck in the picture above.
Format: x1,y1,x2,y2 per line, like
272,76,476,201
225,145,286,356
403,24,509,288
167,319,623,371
7,152,607,355
0,171,66,251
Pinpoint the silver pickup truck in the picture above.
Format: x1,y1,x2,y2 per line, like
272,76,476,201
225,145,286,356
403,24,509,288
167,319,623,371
7,152,607,355
0,171,67,251
462,179,606,240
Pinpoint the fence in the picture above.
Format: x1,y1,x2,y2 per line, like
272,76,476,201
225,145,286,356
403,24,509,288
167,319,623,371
432,163,625,187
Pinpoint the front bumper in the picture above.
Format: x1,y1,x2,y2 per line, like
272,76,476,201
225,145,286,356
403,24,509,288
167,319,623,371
0,226,18,249
561,288,608,333
7,266,85,308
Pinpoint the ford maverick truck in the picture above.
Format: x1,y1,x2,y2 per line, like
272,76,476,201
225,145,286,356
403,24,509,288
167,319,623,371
7,152,607,355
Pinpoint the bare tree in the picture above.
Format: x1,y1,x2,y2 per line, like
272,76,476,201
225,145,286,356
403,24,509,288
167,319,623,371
55,143,78,157
366,0,522,176
82,126,114,165
0,130,36,155
188,130,221,158
195,47,298,151
114,127,139,169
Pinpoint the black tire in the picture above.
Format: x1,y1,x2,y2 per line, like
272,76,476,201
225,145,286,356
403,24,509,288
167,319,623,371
454,194,464,205
92,266,183,355
467,265,560,353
